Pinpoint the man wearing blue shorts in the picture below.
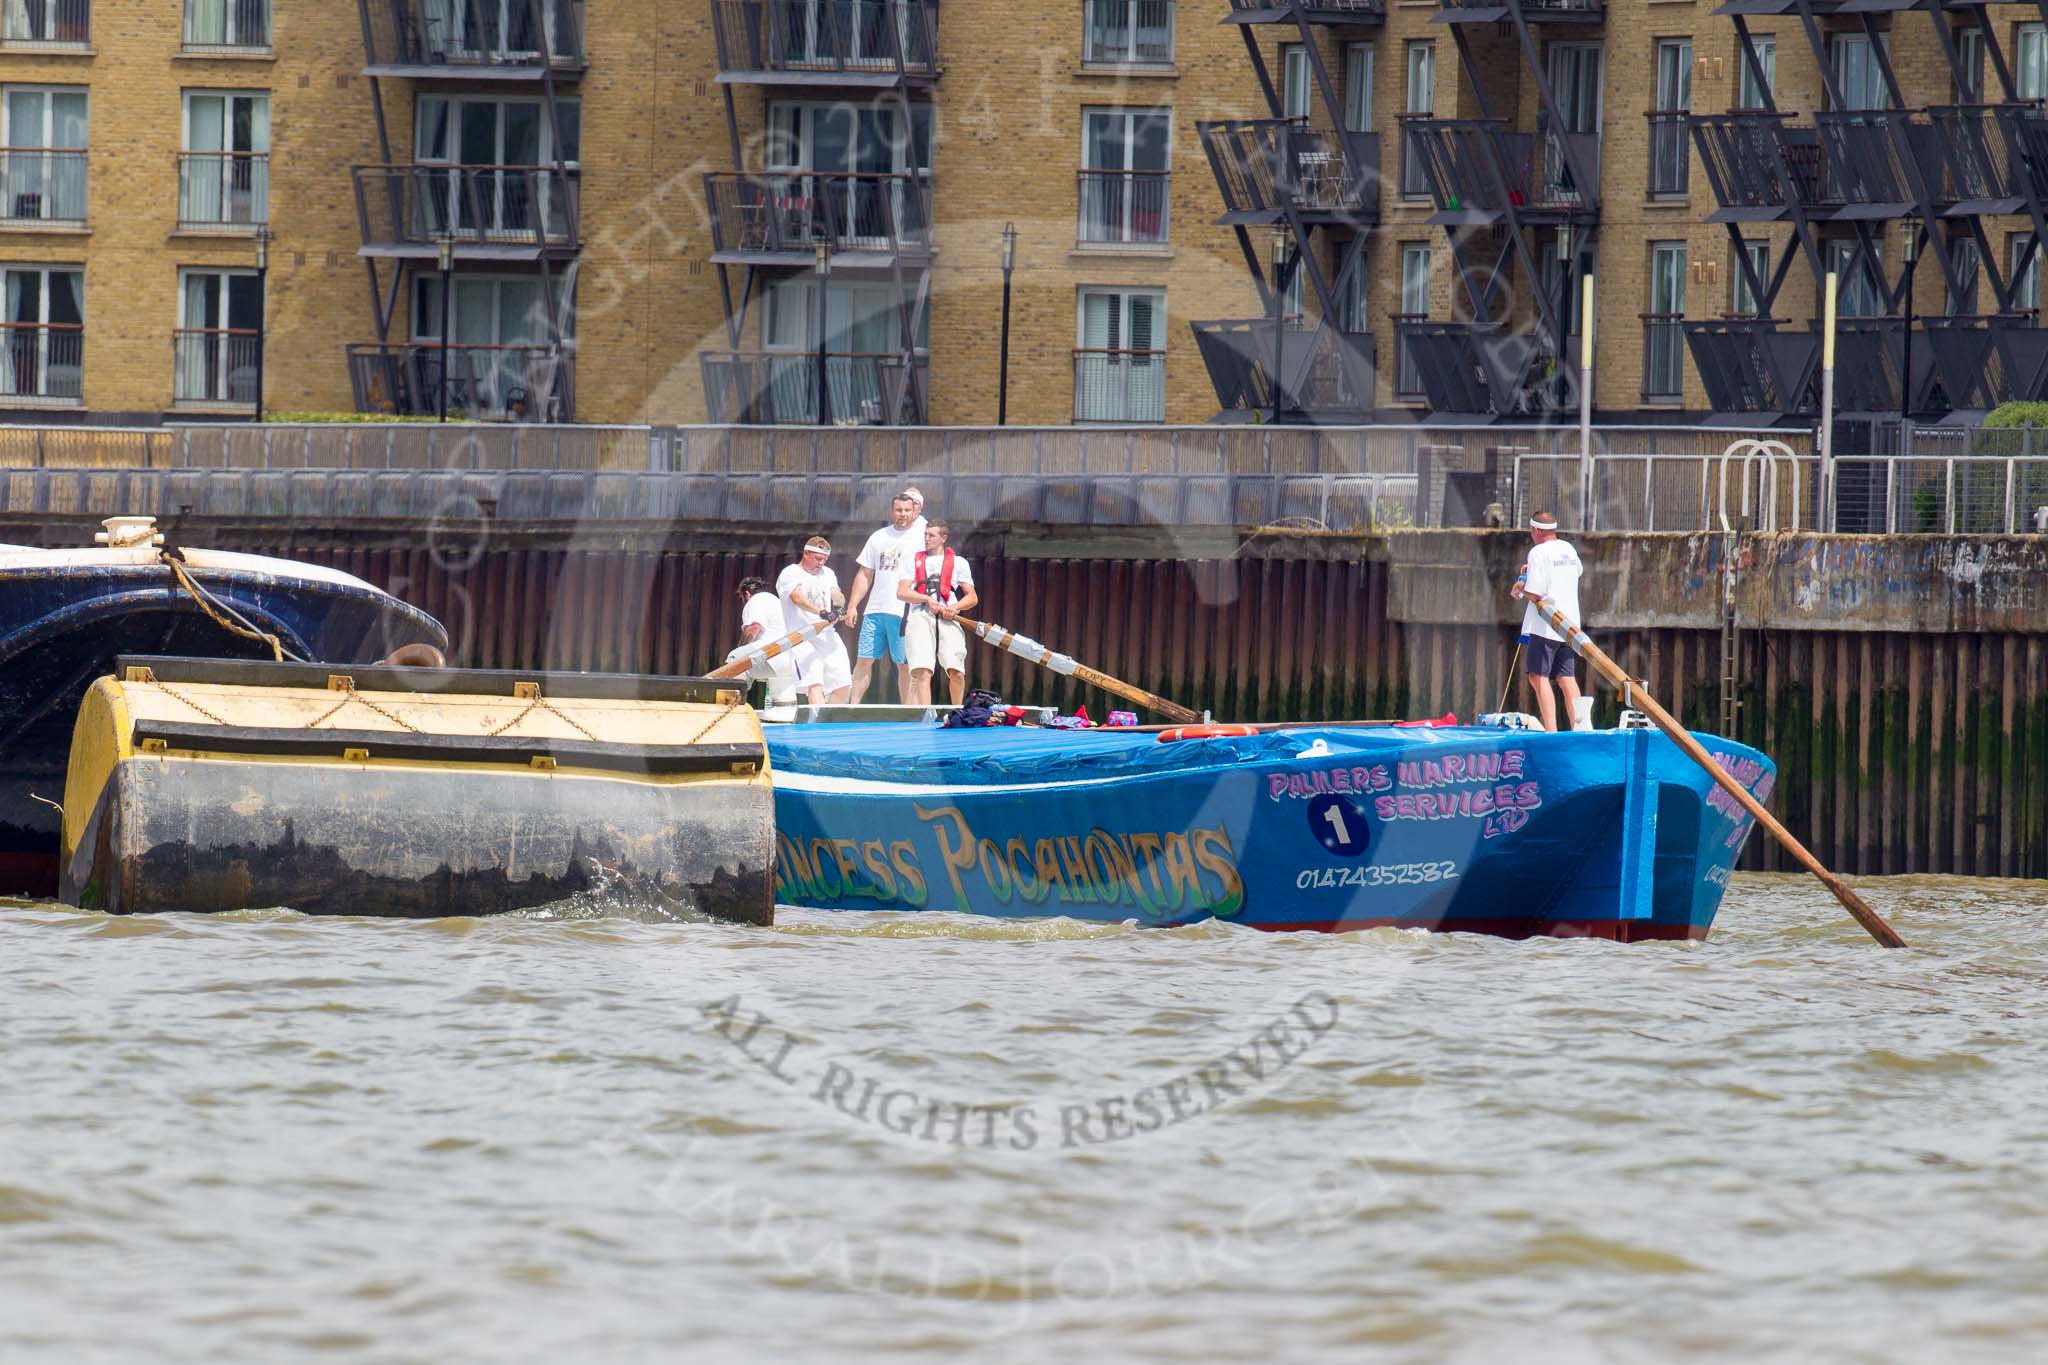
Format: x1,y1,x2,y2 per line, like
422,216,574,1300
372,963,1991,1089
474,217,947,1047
846,490,924,702
1508,510,1587,732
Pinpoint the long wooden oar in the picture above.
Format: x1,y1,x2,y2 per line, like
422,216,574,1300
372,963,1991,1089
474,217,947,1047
708,612,843,681
1530,594,1905,948
954,614,1202,724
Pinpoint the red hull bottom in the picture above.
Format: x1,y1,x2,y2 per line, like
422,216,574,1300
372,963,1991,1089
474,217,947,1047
1256,917,1711,942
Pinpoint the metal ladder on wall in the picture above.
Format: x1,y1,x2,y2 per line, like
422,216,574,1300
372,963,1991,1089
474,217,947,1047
1715,439,1800,736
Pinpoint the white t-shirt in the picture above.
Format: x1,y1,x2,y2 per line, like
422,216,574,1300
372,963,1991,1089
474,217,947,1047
856,522,922,619
739,591,797,685
905,548,974,608
776,562,844,655
1520,538,1583,642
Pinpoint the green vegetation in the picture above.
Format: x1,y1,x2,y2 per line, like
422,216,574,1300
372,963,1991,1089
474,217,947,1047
1982,401,2048,428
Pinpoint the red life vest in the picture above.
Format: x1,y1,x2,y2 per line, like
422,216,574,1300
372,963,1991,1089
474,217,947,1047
913,548,958,602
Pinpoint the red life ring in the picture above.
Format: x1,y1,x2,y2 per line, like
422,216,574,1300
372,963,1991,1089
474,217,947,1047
1157,723,1258,742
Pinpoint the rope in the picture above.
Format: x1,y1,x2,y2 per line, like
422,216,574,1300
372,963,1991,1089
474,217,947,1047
163,554,285,663
1498,641,1523,714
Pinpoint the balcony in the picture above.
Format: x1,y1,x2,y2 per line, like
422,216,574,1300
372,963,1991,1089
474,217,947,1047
710,0,939,87
173,328,260,408
1077,170,1169,246
1689,112,1827,221
1997,106,2048,207
0,150,87,226
348,341,573,421
353,165,578,257
1072,349,1166,422
1198,120,1379,223
1400,118,1599,222
699,350,927,424
703,171,931,262
1814,111,1919,217
0,323,83,403
1647,111,1688,198
359,0,584,78
1435,0,1600,23
1924,106,2023,214
1641,312,1685,401
2,0,89,49
1221,0,1382,25
183,0,269,52
1392,320,1579,418
1190,319,1374,418
1083,0,1173,67
178,153,269,231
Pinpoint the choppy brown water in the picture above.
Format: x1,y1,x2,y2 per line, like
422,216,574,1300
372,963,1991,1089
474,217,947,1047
3,875,2046,1363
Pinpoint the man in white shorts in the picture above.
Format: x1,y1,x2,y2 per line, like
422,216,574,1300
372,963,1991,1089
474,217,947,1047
896,519,978,706
777,534,852,704
731,576,798,706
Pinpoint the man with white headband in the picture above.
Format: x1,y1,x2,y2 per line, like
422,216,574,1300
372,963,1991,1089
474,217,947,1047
1508,510,1587,732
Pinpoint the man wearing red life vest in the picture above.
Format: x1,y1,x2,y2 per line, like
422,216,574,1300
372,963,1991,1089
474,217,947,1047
895,519,979,706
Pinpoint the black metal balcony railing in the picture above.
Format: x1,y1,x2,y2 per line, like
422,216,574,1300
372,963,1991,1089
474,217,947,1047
1077,170,1169,244
0,150,87,225
1223,0,1384,18
1073,349,1166,422
1641,312,1685,400
1690,112,1827,215
1189,319,1375,415
1084,0,1172,65
1436,0,1598,18
1647,111,1689,198
1391,311,1425,397
1997,106,2048,203
699,351,927,424
1684,320,1816,416
353,165,579,249
183,0,269,51
0,323,83,402
703,171,931,255
361,0,584,72
711,0,939,79
173,328,261,406
1402,118,1600,216
1394,320,1578,417
178,152,269,229
348,342,573,421
2,0,89,47
1815,110,1917,209
1199,120,1379,218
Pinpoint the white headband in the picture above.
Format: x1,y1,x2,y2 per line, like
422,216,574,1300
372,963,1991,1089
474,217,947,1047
1530,517,1558,531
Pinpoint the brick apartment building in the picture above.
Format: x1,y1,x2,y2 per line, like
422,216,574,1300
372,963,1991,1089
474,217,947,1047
0,0,2037,427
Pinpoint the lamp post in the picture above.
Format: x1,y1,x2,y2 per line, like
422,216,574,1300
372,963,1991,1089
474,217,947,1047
814,239,831,426
997,221,1017,426
436,232,454,423
252,226,270,422
1270,226,1289,425
1900,218,1920,428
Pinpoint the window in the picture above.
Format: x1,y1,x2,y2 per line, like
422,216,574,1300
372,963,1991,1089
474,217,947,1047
1828,33,1888,110
174,268,261,406
760,279,924,423
766,101,931,246
1278,245,1303,320
1644,242,1686,400
184,0,268,52
3,0,88,48
2022,25,2048,103
1954,28,1984,103
1281,44,1310,120
2010,233,2039,316
1395,242,1429,397
1338,245,1369,333
1827,239,1884,317
1401,42,1434,197
1650,39,1692,198
1082,0,1172,67
422,0,576,64
1737,36,1774,110
1080,107,1169,245
1344,44,1373,132
1,86,86,225
1731,238,1770,316
411,274,559,419
1,265,82,401
1945,236,1979,316
1074,288,1164,422
417,95,579,238
181,90,269,228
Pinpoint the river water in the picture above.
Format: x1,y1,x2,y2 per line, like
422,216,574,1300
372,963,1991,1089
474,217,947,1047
3,874,2045,1364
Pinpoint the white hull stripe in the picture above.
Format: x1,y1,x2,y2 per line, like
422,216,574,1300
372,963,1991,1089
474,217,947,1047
770,768,1178,798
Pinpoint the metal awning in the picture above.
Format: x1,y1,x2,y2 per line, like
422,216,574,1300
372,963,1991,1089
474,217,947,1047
1711,0,1797,15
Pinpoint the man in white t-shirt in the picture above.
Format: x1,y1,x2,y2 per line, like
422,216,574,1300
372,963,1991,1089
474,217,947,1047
731,576,798,706
897,519,979,706
776,534,852,704
846,491,922,703
1508,510,1586,733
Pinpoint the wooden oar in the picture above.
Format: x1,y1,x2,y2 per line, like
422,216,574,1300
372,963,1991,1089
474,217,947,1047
1529,593,1906,949
708,612,843,681
953,614,1202,724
